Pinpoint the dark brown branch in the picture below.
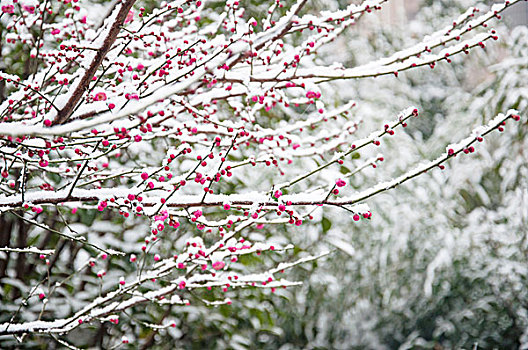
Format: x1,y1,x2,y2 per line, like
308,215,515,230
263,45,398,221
51,0,136,126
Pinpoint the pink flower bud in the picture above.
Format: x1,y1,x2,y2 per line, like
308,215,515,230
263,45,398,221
212,261,225,270
335,178,346,187
94,92,107,101
124,10,134,24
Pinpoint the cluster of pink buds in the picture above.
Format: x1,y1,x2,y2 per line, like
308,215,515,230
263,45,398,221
1,5,14,13
306,91,321,99
98,200,108,212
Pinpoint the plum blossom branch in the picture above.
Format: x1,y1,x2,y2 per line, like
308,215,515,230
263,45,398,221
0,0,523,340
51,0,137,125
